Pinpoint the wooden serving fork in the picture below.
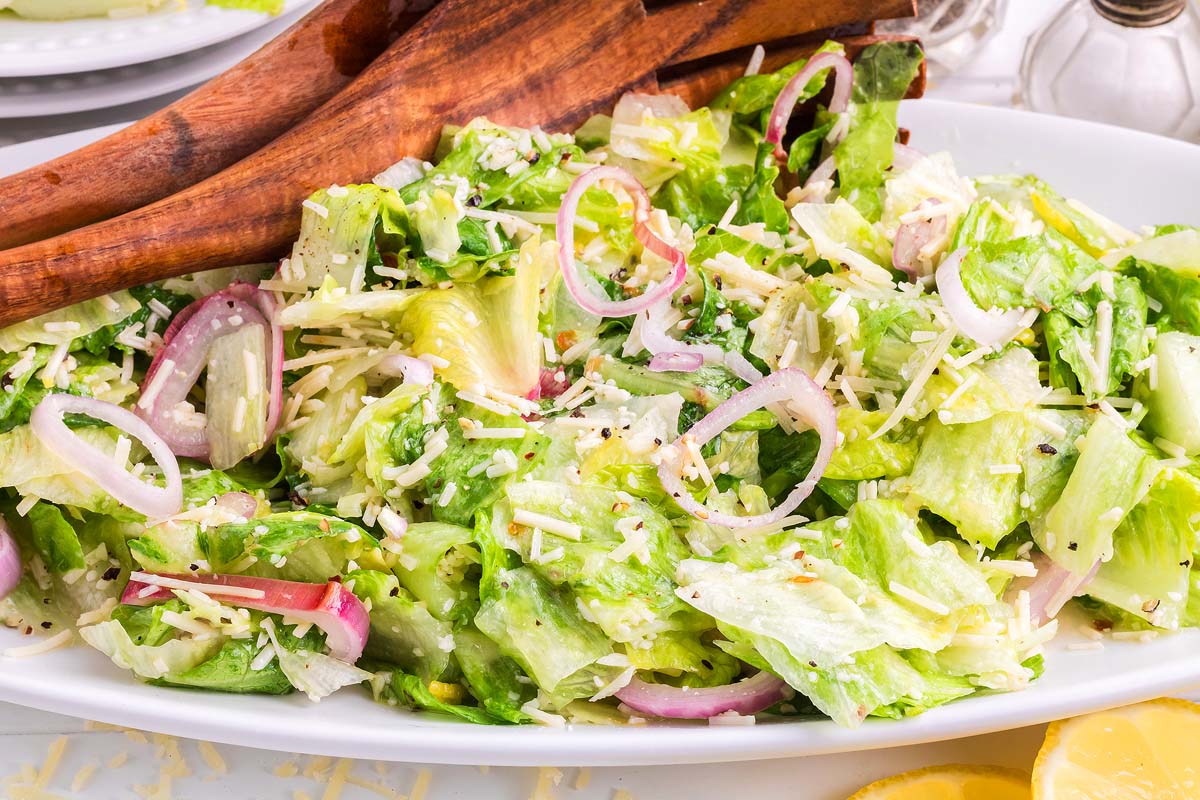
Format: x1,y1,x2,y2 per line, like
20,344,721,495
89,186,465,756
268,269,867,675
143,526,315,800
0,0,919,327
0,0,435,250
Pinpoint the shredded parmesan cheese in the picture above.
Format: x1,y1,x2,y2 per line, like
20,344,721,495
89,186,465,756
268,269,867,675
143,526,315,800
196,742,227,775
888,581,951,615
512,509,582,541
872,328,956,440
35,736,68,789
128,572,265,600
2,629,73,658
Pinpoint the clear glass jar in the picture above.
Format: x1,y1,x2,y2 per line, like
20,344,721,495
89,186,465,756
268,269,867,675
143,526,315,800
1019,0,1200,142
877,0,1009,77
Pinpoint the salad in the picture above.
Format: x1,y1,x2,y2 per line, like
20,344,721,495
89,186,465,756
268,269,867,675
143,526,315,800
2,39,1199,730
0,0,282,20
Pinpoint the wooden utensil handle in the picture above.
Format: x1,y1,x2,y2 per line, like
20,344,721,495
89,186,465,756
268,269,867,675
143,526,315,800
644,0,916,68
0,0,431,251
0,0,922,327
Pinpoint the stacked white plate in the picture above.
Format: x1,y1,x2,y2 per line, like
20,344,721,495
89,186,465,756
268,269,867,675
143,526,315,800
0,0,321,121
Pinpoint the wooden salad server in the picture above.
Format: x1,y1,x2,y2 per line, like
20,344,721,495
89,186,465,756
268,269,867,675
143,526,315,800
0,0,436,250
0,0,920,327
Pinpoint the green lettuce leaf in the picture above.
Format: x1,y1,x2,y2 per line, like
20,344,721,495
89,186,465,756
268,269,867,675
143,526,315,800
958,232,1098,321
708,41,846,129
205,323,268,470
1043,276,1147,400
152,638,294,694
25,501,85,574
1020,410,1089,520
260,617,371,701
675,556,967,726
206,0,283,12
79,284,192,357
833,41,924,221
791,200,893,282
1103,228,1200,273
289,185,412,291
803,500,999,613
367,667,503,725
128,511,377,581
2,503,134,632
398,238,545,396
473,525,616,706
346,569,453,682
1085,470,1200,630
495,480,705,652
0,292,141,353
0,424,140,517
424,401,549,528
1139,331,1200,453
393,522,480,624
903,413,1029,549
1033,416,1161,575
399,119,577,214
1123,249,1200,336
452,625,534,723
80,619,222,681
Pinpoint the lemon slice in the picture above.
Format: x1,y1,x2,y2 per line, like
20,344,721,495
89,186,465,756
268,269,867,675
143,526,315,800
848,764,1032,800
1033,698,1200,799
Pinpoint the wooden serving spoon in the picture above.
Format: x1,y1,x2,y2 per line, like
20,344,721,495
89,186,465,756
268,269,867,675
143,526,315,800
0,0,919,328
0,0,435,251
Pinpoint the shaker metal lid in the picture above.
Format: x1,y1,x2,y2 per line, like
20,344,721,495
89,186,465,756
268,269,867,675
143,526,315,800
1092,0,1187,27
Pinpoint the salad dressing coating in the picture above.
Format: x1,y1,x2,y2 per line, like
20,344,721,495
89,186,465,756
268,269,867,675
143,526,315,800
2,40,1198,728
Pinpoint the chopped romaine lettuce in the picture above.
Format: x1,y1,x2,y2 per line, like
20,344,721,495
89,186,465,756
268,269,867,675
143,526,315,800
346,569,453,682
0,292,141,352
1034,416,1161,575
398,239,544,396
903,413,1028,549
834,41,924,221
80,619,222,681
5,39,1194,731
1139,331,1200,453
1086,470,1199,630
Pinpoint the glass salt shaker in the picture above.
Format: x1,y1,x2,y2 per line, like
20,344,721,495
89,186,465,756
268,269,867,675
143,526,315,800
877,0,1009,77
1019,0,1200,142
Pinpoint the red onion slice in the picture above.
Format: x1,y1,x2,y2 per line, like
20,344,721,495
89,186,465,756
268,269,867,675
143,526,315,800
377,354,435,386
615,671,791,719
556,166,687,318
765,51,854,161
658,368,836,528
31,394,183,520
893,200,948,280
630,299,724,371
891,143,924,172
935,248,1027,347
530,367,570,401
139,283,283,461
797,156,837,204
805,154,837,188
649,352,704,373
122,572,370,663
0,517,20,601
214,492,259,520
723,351,764,384
1023,554,1100,625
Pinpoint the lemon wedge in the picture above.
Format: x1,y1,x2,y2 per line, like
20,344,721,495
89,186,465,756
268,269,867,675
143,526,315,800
1032,698,1200,799
848,764,1032,800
